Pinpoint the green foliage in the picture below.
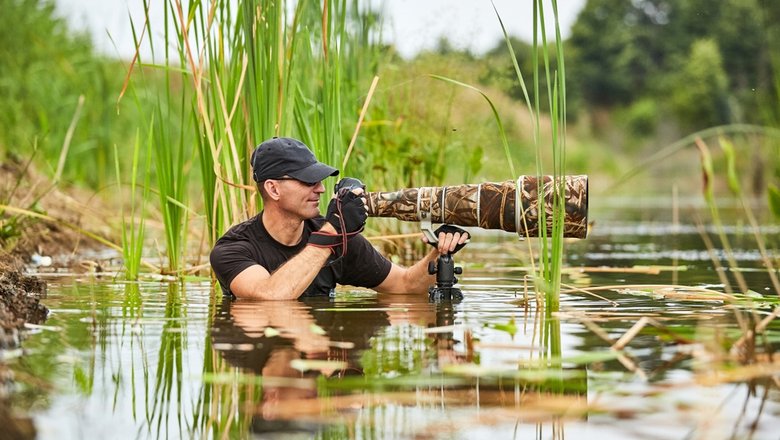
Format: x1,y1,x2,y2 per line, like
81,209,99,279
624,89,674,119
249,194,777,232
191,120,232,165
568,0,779,128
621,98,659,138
114,129,152,280
670,39,730,129
0,0,141,187
360,53,513,190
769,184,780,220
481,37,568,115
429,74,516,178
568,0,660,107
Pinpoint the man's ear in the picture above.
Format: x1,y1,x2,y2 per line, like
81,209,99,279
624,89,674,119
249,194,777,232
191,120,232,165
264,180,282,201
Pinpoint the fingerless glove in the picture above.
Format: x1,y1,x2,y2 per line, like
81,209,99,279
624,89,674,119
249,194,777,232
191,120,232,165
325,189,367,235
307,188,367,265
428,224,470,254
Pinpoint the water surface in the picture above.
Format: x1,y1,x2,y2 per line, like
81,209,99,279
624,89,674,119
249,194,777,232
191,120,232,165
8,200,780,439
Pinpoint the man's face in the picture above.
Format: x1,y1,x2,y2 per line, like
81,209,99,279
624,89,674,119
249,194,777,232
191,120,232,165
274,178,326,219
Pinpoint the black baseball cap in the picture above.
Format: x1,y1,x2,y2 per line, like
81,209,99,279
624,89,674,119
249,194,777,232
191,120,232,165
251,137,339,184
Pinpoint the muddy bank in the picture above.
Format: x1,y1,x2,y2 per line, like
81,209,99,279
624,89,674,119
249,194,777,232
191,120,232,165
0,262,48,349
1,158,98,440
0,260,47,440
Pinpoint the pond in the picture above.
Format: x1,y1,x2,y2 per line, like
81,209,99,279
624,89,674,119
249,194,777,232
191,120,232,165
6,196,780,439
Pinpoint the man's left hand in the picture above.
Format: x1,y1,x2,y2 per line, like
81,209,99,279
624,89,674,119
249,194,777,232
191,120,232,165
423,224,470,255
325,189,367,235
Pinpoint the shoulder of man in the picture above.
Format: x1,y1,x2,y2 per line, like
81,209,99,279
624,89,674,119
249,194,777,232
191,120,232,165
215,214,262,244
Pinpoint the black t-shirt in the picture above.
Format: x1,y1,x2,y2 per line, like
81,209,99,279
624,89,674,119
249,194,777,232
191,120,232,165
209,213,392,297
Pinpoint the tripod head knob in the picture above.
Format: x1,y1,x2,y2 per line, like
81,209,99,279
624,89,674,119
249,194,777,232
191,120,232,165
427,252,463,302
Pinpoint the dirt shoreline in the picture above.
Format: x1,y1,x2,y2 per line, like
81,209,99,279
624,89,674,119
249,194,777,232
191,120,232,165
0,258,48,440
1,159,111,440
0,260,48,348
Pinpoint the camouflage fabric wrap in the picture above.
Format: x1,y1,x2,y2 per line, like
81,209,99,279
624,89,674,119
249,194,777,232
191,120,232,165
365,175,588,238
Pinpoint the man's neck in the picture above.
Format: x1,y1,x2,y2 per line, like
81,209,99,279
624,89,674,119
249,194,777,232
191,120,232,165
261,208,306,246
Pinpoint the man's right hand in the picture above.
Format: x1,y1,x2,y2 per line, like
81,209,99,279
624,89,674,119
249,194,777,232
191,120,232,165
325,189,368,234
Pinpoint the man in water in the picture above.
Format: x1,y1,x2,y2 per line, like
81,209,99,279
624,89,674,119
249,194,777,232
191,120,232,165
210,137,469,300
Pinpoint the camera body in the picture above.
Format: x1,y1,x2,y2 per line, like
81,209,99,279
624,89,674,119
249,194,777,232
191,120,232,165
334,177,365,194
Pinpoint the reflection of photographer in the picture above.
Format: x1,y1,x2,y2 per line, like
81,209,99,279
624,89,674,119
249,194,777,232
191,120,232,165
209,137,469,300
211,300,327,435
209,298,394,434
211,296,469,435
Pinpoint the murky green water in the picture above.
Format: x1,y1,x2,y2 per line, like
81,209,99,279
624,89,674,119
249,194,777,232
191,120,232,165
6,199,780,439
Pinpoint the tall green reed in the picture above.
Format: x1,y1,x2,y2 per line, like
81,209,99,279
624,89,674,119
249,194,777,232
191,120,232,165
493,1,568,362
151,0,384,249
533,0,567,311
113,127,152,280
121,0,192,274
422,2,569,346
695,137,780,295
422,2,569,368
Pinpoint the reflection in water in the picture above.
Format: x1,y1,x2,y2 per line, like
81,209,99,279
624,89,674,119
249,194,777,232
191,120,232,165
7,204,780,439
210,294,582,438
210,295,453,436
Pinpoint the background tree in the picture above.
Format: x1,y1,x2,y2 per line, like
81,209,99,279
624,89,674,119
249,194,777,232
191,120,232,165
567,0,669,107
670,39,730,129
481,37,570,116
568,0,778,127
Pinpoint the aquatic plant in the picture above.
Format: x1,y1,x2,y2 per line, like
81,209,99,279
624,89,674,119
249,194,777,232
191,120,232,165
487,1,569,366
126,0,387,253
113,128,152,280
120,0,193,274
425,1,569,320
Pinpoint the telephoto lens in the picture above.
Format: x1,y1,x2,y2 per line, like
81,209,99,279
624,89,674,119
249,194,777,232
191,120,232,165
365,175,589,239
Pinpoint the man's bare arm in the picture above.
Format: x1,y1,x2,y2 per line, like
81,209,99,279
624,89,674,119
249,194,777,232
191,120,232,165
374,229,469,295
230,243,332,300
374,249,439,294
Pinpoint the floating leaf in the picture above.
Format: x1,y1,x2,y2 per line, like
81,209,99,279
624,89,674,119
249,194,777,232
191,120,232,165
484,318,517,337
317,307,409,312
290,359,347,373
559,351,623,365
201,373,263,386
443,364,586,382
309,324,326,335
744,290,763,299
321,375,468,391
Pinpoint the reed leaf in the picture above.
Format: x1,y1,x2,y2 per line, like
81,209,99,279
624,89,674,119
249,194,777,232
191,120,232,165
769,185,780,220
494,1,568,317
114,136,137,280
428,75,516,178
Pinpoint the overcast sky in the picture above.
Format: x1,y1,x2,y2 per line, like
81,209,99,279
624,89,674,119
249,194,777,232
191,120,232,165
55,0,586,59
379,0,586,57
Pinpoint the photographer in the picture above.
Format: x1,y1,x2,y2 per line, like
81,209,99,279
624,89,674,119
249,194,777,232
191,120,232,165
210,137,469,300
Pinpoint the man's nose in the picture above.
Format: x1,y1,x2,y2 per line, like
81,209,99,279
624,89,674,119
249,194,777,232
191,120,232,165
313,181,325,193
